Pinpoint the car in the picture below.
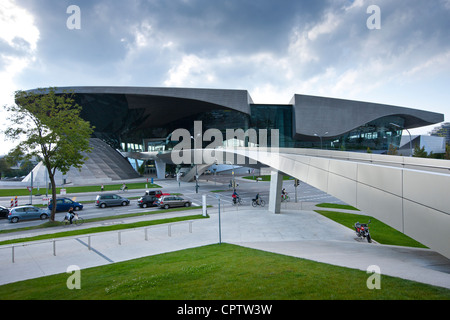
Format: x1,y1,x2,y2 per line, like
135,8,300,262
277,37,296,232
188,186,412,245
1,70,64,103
0,206,10,219
137,195,158,208
8,206,50,223
157,195,191,209
95,193,130,208
48,198,83,212
144,190,169,198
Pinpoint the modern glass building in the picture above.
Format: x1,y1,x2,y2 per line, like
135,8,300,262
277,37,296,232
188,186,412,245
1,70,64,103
64,87,442,151
26,86,443,181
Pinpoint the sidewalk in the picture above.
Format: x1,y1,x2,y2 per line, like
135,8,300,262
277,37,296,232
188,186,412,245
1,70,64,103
0,205,449,290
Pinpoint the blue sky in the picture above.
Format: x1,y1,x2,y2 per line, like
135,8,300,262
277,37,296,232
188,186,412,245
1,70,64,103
1,0,449,155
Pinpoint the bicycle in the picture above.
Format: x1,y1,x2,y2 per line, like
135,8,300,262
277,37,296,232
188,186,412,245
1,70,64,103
61,213,85,227
281,194,290,202
232,196,243,206
252,198,265,207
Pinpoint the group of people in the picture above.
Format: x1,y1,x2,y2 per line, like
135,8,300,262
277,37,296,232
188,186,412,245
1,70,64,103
231,188,288,204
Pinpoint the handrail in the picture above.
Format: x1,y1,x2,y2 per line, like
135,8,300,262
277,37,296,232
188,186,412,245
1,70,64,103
0,220,195,263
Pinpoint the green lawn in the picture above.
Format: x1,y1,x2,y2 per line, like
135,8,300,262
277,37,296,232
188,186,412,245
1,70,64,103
315,210,427,248
315,203,360,211
1,243,448,300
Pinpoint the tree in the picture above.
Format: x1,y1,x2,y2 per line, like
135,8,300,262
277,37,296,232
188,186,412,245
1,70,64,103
387,143,398,155
2,88,94,221
413,145,428,158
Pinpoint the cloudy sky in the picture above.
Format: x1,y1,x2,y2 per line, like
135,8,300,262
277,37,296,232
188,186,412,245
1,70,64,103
1,0,449,155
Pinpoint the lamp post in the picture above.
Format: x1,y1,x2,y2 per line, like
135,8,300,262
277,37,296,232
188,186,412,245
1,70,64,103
390,123,412,157
314,132,328,149
191,135,200,193
195,164,199,193
225,160,236,191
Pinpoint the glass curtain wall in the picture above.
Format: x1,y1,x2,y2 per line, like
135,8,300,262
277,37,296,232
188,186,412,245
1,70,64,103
250,104,295,148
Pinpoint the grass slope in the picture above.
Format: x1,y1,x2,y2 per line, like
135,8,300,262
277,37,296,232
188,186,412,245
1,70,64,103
315,210,427,248
1,244,448,300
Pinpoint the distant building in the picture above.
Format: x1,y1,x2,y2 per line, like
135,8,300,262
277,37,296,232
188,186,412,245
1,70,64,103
399,135,446,156
430,122,450,144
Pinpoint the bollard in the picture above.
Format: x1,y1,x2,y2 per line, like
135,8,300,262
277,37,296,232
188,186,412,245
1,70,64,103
88,236,91,250
145,228,148,241
53,240,56,256
11,245,14,263
168,224,172,237
118,232,121,245
189,221,193,233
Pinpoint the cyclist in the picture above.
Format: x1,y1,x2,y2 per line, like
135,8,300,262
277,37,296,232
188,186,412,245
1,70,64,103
255,193,260,205
232,190,240,204
281,188,287,200
66,207,75,224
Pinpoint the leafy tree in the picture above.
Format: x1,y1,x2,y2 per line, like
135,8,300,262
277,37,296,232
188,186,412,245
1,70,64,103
2,88,94,221
387,143,398,155
413,145,428,158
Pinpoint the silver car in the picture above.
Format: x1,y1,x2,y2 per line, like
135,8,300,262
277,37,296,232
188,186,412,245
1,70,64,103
157,195,192,209
8,206,50,223
95,193,130,208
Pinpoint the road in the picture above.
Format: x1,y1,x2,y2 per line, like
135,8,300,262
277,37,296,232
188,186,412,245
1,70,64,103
0,174,344,230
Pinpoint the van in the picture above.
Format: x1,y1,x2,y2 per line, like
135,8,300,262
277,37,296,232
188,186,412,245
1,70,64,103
95,193,130,208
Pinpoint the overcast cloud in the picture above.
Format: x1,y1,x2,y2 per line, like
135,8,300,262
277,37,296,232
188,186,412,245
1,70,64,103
1,0,449,155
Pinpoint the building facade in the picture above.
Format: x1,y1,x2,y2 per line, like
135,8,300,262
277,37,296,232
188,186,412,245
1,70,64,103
59,86,443,151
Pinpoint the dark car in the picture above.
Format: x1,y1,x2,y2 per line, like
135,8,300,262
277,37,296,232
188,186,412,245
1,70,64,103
156,195,191,209
48,198,83,212
137,195,158,208
0,206,10,219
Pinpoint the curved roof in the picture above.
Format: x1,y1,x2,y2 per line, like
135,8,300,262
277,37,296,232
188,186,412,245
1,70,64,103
54,86,253,114
290,94,444,139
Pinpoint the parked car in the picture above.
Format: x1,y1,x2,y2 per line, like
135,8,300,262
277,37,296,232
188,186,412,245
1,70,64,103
95,193,130,208
137,195,158,208
8,206,50,223
0,206,10,219
48,197,83,212
156,195,191,209
144,190,169,198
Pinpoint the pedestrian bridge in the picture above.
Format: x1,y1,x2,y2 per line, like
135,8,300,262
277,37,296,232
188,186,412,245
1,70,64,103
213,147,450,260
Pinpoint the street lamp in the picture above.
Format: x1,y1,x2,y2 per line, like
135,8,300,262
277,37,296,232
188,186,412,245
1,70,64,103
390,123,412,157
225,160,236,191
314,132,328,149
191,135,200,193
